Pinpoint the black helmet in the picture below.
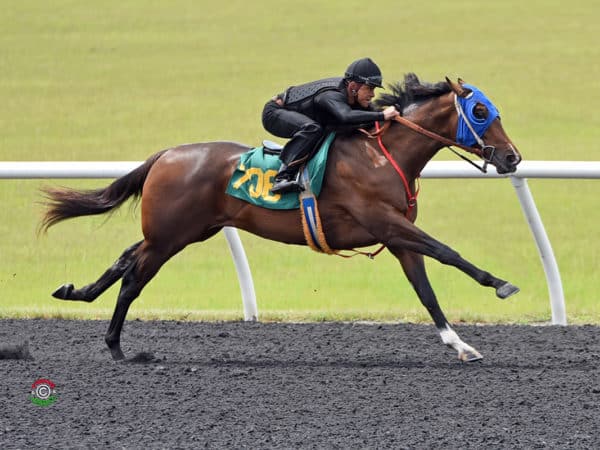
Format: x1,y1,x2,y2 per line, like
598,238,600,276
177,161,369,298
344,57,383,88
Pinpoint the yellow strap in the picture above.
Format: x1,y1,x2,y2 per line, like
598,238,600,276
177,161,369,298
300,193,385,259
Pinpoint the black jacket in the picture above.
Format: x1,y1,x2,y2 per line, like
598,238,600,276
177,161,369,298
281,79,384,130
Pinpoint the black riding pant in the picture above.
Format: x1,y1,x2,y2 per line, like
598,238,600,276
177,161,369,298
262,100,325,168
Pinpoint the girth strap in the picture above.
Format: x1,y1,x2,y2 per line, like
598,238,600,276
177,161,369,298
299,168,386,259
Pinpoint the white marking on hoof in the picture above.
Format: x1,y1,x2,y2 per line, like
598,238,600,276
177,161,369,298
459,348,483,362
439,325,482,362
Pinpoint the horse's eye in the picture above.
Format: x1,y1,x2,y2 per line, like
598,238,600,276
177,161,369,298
472,104,488,122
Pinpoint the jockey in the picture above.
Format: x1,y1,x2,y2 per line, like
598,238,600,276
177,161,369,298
262,57,400,194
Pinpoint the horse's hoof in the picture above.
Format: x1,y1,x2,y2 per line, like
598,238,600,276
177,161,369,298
107,344,126,361
111,351,126,361
496,282,520,299
459,349,483,362
52,283,74,300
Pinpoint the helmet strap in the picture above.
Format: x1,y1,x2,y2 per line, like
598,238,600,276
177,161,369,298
347,81,360,104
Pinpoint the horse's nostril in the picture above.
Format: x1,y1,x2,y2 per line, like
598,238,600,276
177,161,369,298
506,153,520,165
504,144,521,166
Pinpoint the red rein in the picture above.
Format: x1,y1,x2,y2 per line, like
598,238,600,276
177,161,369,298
374,121,419,217
342,119,422,259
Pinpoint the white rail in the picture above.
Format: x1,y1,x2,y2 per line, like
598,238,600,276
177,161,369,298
2,160,600,179
3,160,599,324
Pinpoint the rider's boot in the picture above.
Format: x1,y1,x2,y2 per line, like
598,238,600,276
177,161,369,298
270,164,304,194
270,122,323,194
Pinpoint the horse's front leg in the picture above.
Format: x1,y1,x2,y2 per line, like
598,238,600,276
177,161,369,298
391,247,482,362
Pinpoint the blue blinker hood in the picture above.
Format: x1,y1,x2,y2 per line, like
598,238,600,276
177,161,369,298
455,83,499,147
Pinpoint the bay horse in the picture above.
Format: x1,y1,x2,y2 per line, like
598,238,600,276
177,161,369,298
41,74,522,362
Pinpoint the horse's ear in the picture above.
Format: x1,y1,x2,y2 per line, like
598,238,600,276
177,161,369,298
445,76,467,97
457,77,465,85
446,77,463,96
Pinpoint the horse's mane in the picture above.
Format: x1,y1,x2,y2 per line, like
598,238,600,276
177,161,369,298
374,73,451,112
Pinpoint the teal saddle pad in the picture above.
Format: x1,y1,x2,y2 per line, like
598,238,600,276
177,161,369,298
225,132,335,210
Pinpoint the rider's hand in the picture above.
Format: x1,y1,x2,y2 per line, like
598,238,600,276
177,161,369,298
383,106,400,121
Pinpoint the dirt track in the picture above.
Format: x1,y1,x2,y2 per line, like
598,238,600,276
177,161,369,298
1,319,599,449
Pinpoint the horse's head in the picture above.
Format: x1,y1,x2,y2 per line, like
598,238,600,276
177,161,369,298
445,77,522,174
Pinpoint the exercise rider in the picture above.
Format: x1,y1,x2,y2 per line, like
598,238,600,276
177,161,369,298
262,57,399,194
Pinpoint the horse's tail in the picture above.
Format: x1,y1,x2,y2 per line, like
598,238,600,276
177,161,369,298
40,150,167,232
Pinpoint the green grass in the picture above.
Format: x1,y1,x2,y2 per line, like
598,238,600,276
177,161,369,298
1,0,599,324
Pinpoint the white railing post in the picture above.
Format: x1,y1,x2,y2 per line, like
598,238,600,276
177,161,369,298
223,227,258,321
510,176,567,325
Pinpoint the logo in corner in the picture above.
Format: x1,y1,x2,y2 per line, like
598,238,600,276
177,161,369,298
29,378,57,406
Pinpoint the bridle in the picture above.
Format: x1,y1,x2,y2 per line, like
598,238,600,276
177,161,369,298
392,93,497,173
451,93,497,173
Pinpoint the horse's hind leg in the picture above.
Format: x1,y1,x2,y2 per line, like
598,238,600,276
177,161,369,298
104,241,175,361
52,241,143,302
392,247,482,362
380,217,519,299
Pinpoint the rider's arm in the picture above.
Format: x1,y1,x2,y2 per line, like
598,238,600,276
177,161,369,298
314,91,385,125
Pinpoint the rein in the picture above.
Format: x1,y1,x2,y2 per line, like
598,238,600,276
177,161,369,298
337,121,421,261
393,116,491,173
374,121,419,214
391,93,498,174
393,115,475,154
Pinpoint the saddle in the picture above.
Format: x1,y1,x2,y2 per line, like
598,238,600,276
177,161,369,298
225,132,336,210
262,140,284,155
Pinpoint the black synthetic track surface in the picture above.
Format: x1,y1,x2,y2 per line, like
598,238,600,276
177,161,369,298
1,319,599,449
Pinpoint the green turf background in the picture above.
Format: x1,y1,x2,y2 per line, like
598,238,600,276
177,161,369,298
1,0,598,323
